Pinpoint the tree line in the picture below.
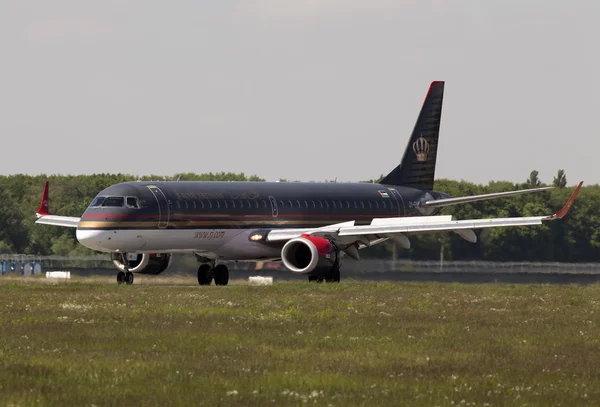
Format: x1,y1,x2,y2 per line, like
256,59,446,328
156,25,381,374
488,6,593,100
0,170,596,262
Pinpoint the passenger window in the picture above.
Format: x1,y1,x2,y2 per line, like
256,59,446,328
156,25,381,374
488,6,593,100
279,200,285,208
102,197,124,207
382,201,386,209
360,201,364,209
311,200,316,208
332,200,336,209
193,201,197,209
375,201,379,209
176,201,181,209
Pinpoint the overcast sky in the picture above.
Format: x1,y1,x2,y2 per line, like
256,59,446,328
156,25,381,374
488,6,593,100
0,1,597,186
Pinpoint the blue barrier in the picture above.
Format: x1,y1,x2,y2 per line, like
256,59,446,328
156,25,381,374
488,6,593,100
35,261,44,275
0,260,44,276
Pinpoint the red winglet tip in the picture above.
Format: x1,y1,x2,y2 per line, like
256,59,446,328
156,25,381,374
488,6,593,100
36,181,50,217
551,181,583,220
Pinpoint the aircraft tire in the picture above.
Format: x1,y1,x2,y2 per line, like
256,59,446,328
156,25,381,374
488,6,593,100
117,271,125,285
214,264,229,286
125,271,134,285
197,264,212,286
326,268,340,283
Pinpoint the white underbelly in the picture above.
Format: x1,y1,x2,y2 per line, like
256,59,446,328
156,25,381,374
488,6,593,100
76,228,282,259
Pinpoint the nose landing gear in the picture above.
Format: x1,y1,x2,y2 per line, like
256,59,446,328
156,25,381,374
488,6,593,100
117,269,134,285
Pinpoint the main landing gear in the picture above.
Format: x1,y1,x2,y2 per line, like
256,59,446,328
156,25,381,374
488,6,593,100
197,263,229,286
308,258,341,283
308,269,340,283
117,269,134,285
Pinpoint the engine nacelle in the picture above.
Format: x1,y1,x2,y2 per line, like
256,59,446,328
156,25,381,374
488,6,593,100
111,253,173,275
281,234,338,274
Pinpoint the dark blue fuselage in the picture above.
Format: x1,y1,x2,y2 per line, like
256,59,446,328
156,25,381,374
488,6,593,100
77,181,449,231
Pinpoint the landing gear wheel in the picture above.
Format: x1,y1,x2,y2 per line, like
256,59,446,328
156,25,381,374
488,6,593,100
326,267,340,283
117,271,125,285
197,264,212,286
125,271,134,285
213,264,229,286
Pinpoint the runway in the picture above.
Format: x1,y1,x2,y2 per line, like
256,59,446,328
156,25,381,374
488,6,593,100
31,266,600,285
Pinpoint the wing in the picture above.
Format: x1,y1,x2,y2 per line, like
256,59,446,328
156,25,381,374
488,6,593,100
34,181,81,228
422,186,554,208
265,181,583,257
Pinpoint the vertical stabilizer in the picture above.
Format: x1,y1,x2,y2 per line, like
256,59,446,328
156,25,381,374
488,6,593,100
380,81,444,190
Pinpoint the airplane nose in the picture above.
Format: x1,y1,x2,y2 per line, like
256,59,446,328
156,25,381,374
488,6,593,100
76,229,111,251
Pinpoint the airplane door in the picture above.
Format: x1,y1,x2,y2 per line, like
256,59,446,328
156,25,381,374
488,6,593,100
268,196,278,218
388,188,406,216
147,185,170,229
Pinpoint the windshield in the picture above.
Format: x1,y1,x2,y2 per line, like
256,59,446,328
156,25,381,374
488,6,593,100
126,197,140,208
102,197,125,207
89,196,106,207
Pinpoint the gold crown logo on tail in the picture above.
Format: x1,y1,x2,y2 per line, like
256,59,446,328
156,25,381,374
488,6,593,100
412,134,430,162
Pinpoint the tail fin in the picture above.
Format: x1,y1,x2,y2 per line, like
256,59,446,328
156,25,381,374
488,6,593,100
380,81,445,190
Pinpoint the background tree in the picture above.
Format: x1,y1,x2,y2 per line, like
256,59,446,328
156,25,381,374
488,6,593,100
0,173,592,262
525,170,542,188
553,169,567,188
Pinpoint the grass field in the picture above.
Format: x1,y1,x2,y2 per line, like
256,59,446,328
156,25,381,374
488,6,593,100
1,277,599,406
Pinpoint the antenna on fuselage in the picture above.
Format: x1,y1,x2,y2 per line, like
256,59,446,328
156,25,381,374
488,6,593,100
176,175,181,182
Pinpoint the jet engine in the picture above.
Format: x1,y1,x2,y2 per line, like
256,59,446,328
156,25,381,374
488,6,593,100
281,234,339,274
111,253,173,275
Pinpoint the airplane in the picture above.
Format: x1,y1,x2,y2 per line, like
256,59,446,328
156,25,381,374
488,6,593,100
34,81,582,286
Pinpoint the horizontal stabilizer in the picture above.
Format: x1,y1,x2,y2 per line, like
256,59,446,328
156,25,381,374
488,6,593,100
34,181,81,228
35,215,80,228
423,186,554,208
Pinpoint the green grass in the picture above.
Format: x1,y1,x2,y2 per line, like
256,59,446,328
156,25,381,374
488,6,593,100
1,277,599,406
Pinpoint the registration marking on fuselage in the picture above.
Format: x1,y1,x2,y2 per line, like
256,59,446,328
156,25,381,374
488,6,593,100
193,230,226,240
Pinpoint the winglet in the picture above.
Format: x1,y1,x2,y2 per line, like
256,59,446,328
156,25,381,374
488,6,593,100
36,181,50,217
544,181,583,221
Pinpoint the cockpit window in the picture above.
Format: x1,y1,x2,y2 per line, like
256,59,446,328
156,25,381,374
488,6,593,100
89,196,106,207
126,197,140,209
102,196,125,207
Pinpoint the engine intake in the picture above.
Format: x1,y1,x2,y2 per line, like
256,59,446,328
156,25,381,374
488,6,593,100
281,234,338,274
111,253,172,275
